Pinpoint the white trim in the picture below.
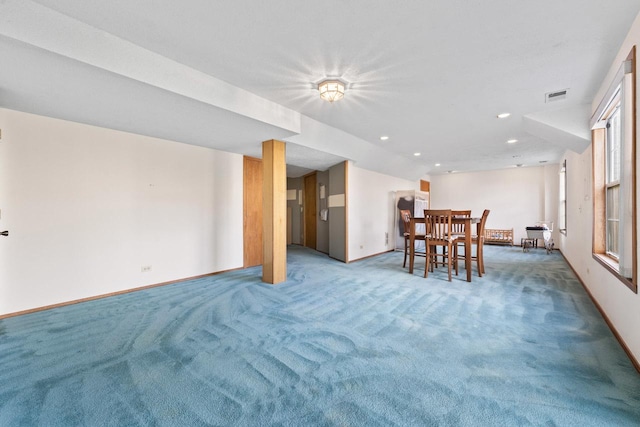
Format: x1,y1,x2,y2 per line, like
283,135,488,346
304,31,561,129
591,60,633,129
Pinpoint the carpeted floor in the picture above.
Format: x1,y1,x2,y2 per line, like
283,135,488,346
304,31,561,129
1,245,639,426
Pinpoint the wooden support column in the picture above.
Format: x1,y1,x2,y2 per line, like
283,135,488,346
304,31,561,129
262,139,287,284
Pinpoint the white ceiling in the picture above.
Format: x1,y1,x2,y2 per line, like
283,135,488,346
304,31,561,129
2,1,640,179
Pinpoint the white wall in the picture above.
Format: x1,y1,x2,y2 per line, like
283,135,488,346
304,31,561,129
560,144,640,363
0,108,244,315
347,163,419,261
430,166,560,245
560,12,640,363
347,164,560,261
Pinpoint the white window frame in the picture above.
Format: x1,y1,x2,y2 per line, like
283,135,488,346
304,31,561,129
605,103,621,259
590,48,636,293
559,160,567,235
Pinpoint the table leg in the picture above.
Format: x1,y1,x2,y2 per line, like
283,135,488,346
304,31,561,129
465,229,472,282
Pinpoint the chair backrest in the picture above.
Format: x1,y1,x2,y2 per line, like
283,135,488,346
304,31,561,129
451,210,471,217
424,209,452,241
399,209,412,234
478,209,490,237
451,210,471,235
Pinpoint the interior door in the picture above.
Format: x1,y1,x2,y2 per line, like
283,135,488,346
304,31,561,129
304,172,317,249
420,179,431,208
243,156,263,267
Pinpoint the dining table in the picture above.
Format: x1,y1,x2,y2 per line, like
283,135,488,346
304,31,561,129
408,215,480,282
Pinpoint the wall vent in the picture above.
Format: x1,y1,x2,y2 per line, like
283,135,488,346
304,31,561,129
545,89,568,103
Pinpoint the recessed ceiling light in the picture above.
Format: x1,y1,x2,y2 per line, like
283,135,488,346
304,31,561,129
414,152,421,156
507,139,518,144
435,163,441,167
497,113,511,119
380,135,389,141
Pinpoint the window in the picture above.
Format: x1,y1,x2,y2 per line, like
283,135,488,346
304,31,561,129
559,160,567,235
606,103,621,258
591,47,636,292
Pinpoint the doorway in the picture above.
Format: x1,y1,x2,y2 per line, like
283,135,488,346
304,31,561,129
303,172,317,249
243,156,263,268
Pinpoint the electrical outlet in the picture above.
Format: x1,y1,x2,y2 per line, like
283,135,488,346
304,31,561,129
141,265,152,272
385,232,389,245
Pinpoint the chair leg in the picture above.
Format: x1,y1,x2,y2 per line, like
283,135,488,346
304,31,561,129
453,244,459,276
424,244,430,278
471,241,480,277
478,241,485,275
447,243,452,281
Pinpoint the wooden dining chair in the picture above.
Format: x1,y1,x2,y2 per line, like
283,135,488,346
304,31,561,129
454,209,490,276
475,209,490,275
400,209,426,268
444,210,470,269
424,209,454,281
450,210,471,235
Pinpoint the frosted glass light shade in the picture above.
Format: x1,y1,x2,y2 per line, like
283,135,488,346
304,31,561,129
318,80,345,102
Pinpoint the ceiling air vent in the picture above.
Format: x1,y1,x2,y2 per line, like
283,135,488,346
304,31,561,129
545,89,568,103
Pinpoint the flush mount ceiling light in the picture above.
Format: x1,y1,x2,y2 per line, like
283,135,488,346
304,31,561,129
380,136,389,141
507,139,518,144
318,79,345,102
497,112,511,119
414,152,421,157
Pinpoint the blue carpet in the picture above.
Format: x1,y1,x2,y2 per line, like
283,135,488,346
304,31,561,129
1,245,639,426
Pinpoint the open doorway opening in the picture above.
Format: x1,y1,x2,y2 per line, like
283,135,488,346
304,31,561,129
303,172,317,249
